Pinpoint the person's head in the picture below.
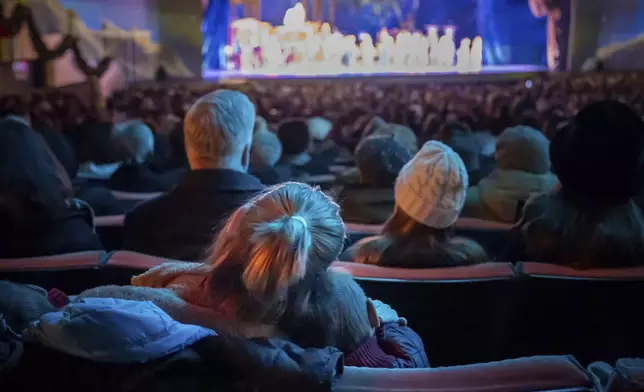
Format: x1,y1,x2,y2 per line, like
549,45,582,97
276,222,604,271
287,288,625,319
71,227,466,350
435,121,480,172
251,129,283,169
351,141,487,267
0,118,69,227
371,123,418,154
550,100,644,207
111,121,155,164
395,140,469,229
308,117,333,142
280,271,378,353
277,119,311,157
495,126,550,173
207,182,346,325
355,134,413,187
184,90,255,172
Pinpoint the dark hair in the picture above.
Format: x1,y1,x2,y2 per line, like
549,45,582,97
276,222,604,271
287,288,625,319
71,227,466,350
351,207,488,268
0,119,69,229
277,119,310,156
520,193,644,269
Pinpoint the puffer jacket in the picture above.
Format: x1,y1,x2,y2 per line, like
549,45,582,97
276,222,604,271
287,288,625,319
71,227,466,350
2,298,343,392
463,169,558,223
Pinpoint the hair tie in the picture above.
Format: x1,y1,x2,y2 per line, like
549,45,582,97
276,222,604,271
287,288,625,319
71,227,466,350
291,215,308,229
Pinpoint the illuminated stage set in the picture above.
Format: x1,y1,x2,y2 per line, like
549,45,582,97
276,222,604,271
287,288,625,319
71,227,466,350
202,0,553,80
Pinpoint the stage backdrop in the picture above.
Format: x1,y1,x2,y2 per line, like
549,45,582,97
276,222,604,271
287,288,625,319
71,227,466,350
204,0,548,71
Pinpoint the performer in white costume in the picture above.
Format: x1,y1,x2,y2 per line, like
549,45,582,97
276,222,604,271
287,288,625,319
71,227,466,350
456,38,471,73
359,33,377,68
427,25,440,65
470,36,483,72
377,28,394,67
437,27,456,67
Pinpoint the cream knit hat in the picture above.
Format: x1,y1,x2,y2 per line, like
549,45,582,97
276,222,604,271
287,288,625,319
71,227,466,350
395,141,469,229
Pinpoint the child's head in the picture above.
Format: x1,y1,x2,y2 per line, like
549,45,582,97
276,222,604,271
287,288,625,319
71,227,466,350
207,182,346,325
279,271,379,353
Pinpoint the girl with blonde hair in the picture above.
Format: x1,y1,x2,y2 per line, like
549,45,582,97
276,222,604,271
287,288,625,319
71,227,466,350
79,182,347,338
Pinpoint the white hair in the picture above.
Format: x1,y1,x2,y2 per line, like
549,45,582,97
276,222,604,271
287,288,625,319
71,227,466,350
184,90,255,162
111,120,155,164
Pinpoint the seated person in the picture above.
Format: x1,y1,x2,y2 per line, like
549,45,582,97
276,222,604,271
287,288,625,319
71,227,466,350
278,119,331,177
83,182,426,368
123,90,265,261
342,141,488,267
281,270,429,368
462,126,558,223
0,118,102,257
434,121,482,186
503,101,644,269
338,134,413,225
250,118,292,185
108,121,182,192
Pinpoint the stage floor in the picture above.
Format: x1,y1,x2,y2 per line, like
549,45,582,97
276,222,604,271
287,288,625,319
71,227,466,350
203,64,548,83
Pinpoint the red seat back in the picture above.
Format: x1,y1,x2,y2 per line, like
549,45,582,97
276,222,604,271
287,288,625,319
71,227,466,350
335,355,593,392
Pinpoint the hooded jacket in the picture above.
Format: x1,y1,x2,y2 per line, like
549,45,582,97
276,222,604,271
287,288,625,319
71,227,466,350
463,169,558,223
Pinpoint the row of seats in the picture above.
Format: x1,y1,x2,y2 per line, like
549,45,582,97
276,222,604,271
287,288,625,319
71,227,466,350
1,251,643,367
95,216,514,256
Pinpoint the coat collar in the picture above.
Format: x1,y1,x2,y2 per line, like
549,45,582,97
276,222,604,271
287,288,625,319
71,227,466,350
178,169,265,192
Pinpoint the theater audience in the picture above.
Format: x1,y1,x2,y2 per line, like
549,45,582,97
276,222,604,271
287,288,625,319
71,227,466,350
108,121,181,192
0,118,102,258
338,134,413,224
278,119,331,177
342,141,488,267
462,126,558,223
503,101,644,268
123,90,265,260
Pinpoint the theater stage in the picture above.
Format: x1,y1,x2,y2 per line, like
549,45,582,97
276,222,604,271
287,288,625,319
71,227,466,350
203,64,549,84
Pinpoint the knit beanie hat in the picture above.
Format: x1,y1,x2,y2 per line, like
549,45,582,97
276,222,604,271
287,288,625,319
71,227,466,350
395,141,469,229
355,134,413,187
495,126,550,174
550,100,644,206
372,124,419,154
277,119,311,156
308,117,333,141
251,129,283,168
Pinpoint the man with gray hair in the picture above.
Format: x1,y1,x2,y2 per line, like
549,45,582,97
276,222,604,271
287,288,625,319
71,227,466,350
123,90,265,260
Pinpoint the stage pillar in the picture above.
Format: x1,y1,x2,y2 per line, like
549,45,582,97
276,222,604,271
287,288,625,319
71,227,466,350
567,0,603,70
312,0,322,21
329,0,335,26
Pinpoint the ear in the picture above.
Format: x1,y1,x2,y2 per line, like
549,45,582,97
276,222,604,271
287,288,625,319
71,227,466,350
366,298,380,329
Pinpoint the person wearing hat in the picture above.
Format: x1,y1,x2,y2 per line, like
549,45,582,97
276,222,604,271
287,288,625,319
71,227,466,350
341,141,488,267
462,126,558,223
503,101,644,269
337,134,413,225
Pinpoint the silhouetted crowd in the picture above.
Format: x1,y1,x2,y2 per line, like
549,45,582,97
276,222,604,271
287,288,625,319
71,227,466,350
2,72,644,391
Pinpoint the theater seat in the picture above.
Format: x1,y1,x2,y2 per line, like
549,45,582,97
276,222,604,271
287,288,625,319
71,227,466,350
110,190,163,210
335,261,518,366
510,262,644,365
95,215,125,251
335,355,595,392
603,358,644,392
0,251,107,293
344,219,512,258
103,251,175,285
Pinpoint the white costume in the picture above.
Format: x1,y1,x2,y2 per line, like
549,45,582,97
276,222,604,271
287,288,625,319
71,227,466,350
470,36,483,72
359,34,377,68
456,38,471,73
